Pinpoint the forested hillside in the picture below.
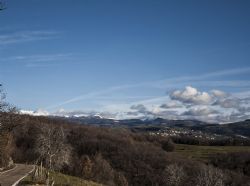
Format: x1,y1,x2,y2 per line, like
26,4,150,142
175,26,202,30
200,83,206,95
8,114,250,185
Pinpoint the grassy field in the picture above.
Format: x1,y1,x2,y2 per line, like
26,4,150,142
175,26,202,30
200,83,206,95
174,144,250,162
19,171,102,186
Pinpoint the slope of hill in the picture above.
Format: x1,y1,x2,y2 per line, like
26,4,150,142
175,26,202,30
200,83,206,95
59,116,209,127
19,170,102,186
7,114,250,185
59,116,250,138
184,120,250,137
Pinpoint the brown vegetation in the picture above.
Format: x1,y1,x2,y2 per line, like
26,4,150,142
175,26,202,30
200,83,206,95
8,114,250,185
0,86,20,168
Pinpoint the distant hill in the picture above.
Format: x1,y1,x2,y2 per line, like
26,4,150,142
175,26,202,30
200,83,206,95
187,120,250,137
58,116,209,127
57,116,250,138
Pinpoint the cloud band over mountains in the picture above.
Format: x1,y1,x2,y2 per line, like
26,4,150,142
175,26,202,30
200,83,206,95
128,86,250,123
22,85,250,124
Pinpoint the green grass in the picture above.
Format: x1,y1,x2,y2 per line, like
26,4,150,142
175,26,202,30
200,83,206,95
173,144,250,162
19,171,103,186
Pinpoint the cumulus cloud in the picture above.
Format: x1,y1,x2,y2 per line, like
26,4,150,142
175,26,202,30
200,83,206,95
160,101,183,109
129,104,154,118
153,110,179,119
170,86,213,105
213,112,250,123
238,106,250,113
213,98,240,108
182,107,219,116
210,90,228,98
130,104,148,112
169,86,240,108
166,86,250,123
173,106,224,123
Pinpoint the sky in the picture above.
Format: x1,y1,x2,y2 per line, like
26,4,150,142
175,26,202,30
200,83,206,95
0,0,250,123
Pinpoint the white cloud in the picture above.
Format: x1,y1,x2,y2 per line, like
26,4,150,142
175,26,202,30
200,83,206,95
41,85,250,123
38,66,250,123
130,104,154,117
20,109,49,116
170,86,213,105
159,86,250,123
210,90,228,98
130,104,147,112
0,30,59,45
5,53,73,62
213,98,240,108
0,53,74,68
182,107,219,116
160,101,183,109
45,67,250,110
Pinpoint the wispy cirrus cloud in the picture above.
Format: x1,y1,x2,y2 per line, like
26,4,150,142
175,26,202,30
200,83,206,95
46,67,250,110
6,53,73,62
38,84,250,123
0,53,74,67
38,85,250,123
41,67,250,123
0,30,59,45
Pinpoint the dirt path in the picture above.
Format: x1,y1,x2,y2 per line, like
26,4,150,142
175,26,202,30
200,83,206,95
0,164,34,186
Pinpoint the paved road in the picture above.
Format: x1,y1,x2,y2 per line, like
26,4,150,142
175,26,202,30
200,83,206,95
0,164,34,186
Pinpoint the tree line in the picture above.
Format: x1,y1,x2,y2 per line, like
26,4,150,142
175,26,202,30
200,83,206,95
10,114,250,185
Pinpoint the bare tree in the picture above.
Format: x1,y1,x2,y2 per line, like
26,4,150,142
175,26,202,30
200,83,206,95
0,85,20,168
34,123,71,185
195,164,224,186
0,84,6,111
35,123,71,171
92,153,115,186
114,171,129,186
0,85,20,132
162,163,186,186
80,155,93,179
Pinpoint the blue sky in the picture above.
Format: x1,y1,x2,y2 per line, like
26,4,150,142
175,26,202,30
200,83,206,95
0,0,250,122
